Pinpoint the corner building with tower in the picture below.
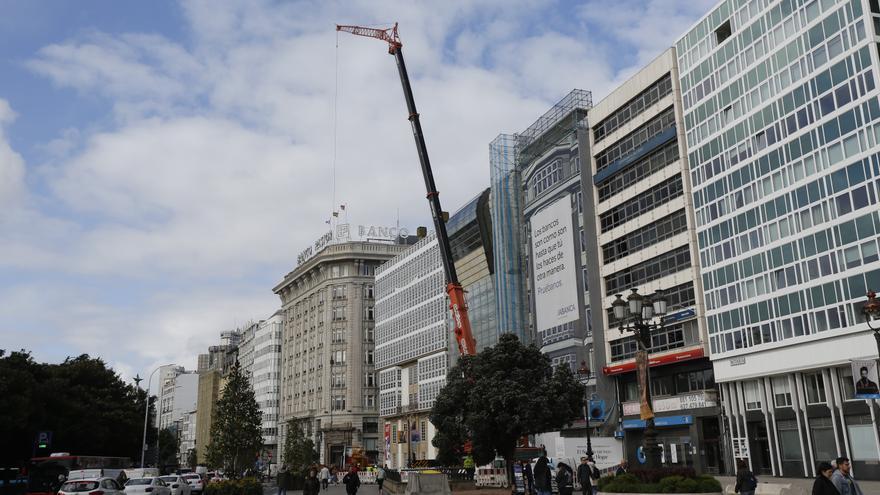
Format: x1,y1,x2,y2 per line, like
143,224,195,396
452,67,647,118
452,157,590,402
676,0,880,479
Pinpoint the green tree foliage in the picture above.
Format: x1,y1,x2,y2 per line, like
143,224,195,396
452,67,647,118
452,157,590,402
282,419,318,475
187,449,199,470
0,350,154,467
430,334,584,467
206,361,263,475
158,428,180,471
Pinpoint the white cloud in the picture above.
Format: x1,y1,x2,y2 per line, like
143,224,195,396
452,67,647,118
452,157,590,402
2,0,713,376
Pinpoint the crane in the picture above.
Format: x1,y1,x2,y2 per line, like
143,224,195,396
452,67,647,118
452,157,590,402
336,23,477,356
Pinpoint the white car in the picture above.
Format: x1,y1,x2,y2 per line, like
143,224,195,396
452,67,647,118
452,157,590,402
180,474,204,494
59,478,125,495
158,476,191,495
124,478,171,495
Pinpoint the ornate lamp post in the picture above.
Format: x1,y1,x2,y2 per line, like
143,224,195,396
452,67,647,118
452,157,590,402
576,361,594,459
861,290,880,361
610,288,668,470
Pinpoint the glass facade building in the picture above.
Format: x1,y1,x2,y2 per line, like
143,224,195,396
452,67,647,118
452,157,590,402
676,0,880,479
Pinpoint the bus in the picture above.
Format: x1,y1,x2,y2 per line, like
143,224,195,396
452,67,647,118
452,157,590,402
26,454,131,495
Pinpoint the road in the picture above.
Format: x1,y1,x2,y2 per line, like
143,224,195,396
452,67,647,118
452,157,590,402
263,482,380,495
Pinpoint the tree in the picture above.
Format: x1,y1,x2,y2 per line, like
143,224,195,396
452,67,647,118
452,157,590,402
0,350,150,467
282,419,318,475
206,361,263,475
430,334,584,469
187,449,198,470
158,428,180,472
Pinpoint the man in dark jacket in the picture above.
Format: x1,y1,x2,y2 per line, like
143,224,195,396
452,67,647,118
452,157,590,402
342,467,361,495
555,462,573,495
812,462,840,495
576,458,591,495
277,466,291,495
523,461,535,495
533,456,552,495
304,469,321,495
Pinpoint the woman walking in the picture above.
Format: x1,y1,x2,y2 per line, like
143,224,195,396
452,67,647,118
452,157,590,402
734,459,758,495
812,462,840,495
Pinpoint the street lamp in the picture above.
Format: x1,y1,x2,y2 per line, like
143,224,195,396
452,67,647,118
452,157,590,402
861,290,880,362
610,288,668,470
576,361,594,459
141,364,172,468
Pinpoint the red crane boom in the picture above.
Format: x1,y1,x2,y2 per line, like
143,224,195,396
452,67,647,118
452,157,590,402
336,22,477,356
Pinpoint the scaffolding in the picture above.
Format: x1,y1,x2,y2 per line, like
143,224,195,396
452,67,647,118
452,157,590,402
515,89,592,167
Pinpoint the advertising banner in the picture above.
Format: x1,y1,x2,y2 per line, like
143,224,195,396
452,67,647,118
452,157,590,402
550,437,623,471
851,360,880,399
636,351,654,420
384,423,391,464
530,195,579,333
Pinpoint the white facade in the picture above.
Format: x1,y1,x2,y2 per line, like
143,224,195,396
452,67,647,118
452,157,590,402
239,312,283,455
374,233,450,468
158,366,199,432
177,410,197,466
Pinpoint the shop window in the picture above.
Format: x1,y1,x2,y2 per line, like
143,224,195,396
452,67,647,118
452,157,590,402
810,418,836,462
847,417,880,460
778,420,802,461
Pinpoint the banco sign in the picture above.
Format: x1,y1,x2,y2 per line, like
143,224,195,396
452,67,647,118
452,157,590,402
296,223,410,266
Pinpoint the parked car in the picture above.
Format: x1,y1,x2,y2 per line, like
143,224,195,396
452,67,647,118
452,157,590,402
158,477,191,495
124,478,171,495
59,478,125,495
180,474,203,495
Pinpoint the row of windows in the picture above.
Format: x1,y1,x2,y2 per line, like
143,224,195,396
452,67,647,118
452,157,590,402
375,240,442,300
687,26,870,190
528,158,564,199
597,140,681,203
602,210,689,264
609,323,687,362
595,107,677,172
593,74,674,143
604,245,692,296
599,175,684,233
701,155,879,287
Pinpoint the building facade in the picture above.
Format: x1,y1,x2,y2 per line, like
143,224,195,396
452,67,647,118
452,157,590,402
195,369,221,464
585,48,722,474
177,409,197,466
238,312,283,462
158,366,199,432
275,241,410,468
518,90,596,371
676,0,880,479
447,189,500,351
375,233,451,468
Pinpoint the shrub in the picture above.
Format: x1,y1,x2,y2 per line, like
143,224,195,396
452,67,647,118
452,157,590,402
599,471,722,493
204,478,262,495
629,468,697,484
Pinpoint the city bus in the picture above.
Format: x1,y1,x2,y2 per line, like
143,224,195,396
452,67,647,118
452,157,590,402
26,454,130,495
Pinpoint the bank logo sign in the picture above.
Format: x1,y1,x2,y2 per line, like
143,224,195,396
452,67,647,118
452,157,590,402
530,195,579,333
296,223,411,266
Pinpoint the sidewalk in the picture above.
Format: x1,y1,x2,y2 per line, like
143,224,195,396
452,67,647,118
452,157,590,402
716,475,880,494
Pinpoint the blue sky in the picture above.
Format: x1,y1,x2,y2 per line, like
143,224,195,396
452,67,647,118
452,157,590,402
0,0,714,388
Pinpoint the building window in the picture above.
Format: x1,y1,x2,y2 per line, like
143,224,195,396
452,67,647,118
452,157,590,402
364,394,375,408
777,420,802,461
420,421,428,443
593,74,673,143
714,19,732,45
651,376,674,397
847,416,880,460
332,350,346,364
365,372,376,387
365,327,374,343
528,159,563,198
743,381,762,410
804,372,826,405
366,284,374,299
366,350,374,365
604,245,691,296
810,418,836,463
772,376,792,408
365,306,374,321
599,175,684,232
332,395,346,411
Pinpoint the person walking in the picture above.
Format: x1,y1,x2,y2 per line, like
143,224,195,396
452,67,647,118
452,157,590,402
812,462,840,495
304,469,321,495
576,458,591,495
376,465,386,494
533,456,553,495
276,465,291,495
734,459,758,495
586,458,600,495
342,467,361,495
555,462,574,495
831,457,864,495
615,460,628,476
523,461,535,495
320,466,330,491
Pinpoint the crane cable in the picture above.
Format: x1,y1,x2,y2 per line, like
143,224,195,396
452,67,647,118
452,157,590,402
331,29,340,226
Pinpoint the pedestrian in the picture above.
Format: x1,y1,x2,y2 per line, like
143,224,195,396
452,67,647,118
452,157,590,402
615,460,628,476
555,462,574,495
342,467,361,495
376,465,386,495
523,461,534,495
304,469,321,495
831,457,864,495
812,462,840,495
320,465,330,491
277,465,290,495
533,455,552,495
586,458,600,495
576,458,591,495
734,459,758,495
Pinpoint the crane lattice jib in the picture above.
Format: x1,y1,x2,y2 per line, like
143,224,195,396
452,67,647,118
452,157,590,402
336,23,402,53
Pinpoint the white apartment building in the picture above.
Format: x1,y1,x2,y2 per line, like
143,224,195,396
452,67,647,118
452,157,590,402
158,366,199,432
374,233,452,468
239,312,283,460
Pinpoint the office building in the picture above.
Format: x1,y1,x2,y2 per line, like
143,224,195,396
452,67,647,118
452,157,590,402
516,90,595,371
238,312,284,461
585,49,721,473
274,240,410,468
375,232,451,468
158,366,199,431
447,189,499,351
177,410,197,466
195,369,221,464
676,0,880,478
